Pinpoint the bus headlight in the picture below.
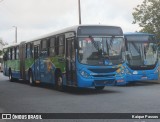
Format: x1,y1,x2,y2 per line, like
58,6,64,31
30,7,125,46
133,71,138,75
80,71,90,78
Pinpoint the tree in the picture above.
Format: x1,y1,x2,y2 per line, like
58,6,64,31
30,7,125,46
0,50,2,56
0,38,4,56
132,0,160,39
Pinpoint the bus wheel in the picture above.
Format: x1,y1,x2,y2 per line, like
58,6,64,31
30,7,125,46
55,74,64,91
9,71,14,82
95,86,105,90
29,72,35,86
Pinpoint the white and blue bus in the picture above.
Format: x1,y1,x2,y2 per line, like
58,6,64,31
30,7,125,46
117,32,159,85
3,25,125,90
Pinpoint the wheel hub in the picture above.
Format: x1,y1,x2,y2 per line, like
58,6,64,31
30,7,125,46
57,77,62,86
30,76,32,84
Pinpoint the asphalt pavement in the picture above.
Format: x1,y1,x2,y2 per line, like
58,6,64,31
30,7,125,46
0,72,160,122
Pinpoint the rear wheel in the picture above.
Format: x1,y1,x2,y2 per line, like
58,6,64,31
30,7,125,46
95,86,105,90
9,71,14,82
55,73,64,91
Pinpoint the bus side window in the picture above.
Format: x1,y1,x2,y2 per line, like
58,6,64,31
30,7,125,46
31,43,34,58
41,39,48,56
10,48,12,60
49,37,56,56
28,44,31,58
57,35,65,56
16,46,19,60
12,47,15,60
41,39,47,50
29,43,33,58
25,44,27,59
26,43,32,59
14,47,17,60
8,48,10,60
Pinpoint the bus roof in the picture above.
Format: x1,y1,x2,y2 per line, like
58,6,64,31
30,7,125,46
124,32,155,36
24,25,123,43
124,32,156,42
24,25,79,43
3,25,123,48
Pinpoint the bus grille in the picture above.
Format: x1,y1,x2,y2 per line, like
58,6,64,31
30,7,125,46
88,68,118,73
92,74,115,77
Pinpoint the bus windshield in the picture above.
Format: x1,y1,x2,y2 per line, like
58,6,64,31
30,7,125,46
78,37,124,65
126,41,157,66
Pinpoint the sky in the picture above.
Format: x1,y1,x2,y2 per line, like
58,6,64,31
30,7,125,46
0,0,144,44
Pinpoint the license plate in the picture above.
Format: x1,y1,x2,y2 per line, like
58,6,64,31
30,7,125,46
141,77,147,79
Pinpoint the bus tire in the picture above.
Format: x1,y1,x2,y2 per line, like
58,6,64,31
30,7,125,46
95,86,105,90
29,71,35,86
9,71,14,82
55,73,64,91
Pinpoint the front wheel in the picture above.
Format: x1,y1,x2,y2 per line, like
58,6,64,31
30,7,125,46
29,71,35,86
95,86,105,90
55,73,64,91
9,71,14,82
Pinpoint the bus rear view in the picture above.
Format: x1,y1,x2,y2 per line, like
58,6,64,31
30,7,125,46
77,26,125,89
123,32,159,84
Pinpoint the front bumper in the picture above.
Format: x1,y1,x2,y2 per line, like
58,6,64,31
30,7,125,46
116,72,159,85
126,73,158,82
77,73,116,88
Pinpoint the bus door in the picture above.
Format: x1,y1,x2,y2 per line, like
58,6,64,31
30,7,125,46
19,42,26,80
65,33,76,85
33,43,40,81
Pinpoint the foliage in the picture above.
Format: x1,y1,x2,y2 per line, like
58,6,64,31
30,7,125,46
132,0,160,39
0,50,2,56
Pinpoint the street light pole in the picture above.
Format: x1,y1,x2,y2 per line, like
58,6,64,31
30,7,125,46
13,26,17,43
78,0,81,25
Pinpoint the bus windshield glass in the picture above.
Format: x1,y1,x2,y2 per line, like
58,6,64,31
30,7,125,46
126,37,157,66
78,37,124,65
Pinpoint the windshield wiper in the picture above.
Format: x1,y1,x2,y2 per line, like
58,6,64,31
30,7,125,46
89,35,99,50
